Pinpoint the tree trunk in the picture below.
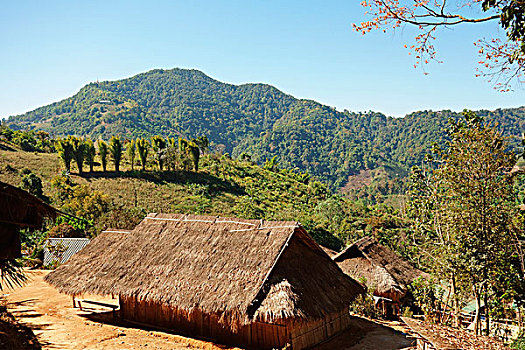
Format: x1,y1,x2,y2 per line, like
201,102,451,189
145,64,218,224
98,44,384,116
451,275,460,327
484,291,490,336
473,286,482,335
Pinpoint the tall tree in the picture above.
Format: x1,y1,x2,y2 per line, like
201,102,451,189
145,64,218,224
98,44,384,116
55,138,74,173
193,135,209,155
136,138,150,171
97,140,108,172
151,135,167,171
70,136,86,174
188,141,200,172
178,138,200,171
126,139,137,171
408,110,519,334
85,139,96,173
109,136,122,173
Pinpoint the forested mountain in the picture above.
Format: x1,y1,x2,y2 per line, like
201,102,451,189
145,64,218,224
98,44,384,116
6,68,524,192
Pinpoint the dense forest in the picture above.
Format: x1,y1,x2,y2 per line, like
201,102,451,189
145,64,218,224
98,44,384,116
6,68,525,196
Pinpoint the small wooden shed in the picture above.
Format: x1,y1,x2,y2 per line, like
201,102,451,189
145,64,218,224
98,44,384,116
333,236,427,317
45,214,364,349
0,181,58,258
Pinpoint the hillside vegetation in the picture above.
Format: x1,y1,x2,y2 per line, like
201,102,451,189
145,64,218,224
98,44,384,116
6,68,524,192
0,144,412,252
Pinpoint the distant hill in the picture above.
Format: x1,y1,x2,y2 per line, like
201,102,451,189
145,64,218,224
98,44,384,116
6,68,525,191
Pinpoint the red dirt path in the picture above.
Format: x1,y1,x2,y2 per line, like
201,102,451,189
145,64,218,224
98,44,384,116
5,270,414,349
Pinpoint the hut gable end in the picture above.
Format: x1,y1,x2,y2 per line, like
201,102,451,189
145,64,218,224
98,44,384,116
333,236,426,299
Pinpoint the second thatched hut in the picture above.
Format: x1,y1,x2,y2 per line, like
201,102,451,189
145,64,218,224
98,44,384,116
333,236,427,317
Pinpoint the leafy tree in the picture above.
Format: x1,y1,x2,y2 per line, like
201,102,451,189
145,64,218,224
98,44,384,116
264,156,279,171
97,139,108,172
70,136,86,174
136,138,150,171
85,139,96,172
178,138,200,171
354,0,525,89
108,136,122,173
126,139,136,170
55,138,74,173
188,141,200,172
193,135,209,154
408,110,520,334
151,135,167,170
20,171,44,200
35,130,52,152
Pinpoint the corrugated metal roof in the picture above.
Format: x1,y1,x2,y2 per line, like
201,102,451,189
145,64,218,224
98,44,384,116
44,238,90,266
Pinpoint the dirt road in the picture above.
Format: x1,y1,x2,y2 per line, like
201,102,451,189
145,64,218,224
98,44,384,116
6,270,239,349
6,270,414,349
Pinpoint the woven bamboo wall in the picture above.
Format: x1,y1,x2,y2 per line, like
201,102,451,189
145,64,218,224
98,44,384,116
290,308,351,349
120,296,290,349
120,296,351,349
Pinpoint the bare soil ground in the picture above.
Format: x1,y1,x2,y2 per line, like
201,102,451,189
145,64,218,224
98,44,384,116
6,270,415,349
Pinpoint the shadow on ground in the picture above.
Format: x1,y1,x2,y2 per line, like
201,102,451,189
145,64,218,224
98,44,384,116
81,311,414,350
81,310,242,349
0,308,50,350
80,169,246,197
316,316,415,350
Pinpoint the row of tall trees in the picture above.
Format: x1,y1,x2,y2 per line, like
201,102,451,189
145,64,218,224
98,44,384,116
54,135,208,174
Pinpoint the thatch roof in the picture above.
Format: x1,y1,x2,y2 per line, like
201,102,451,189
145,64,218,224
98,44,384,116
333,236,426,300
320,245,338,257
45,214,364,327
0,181,59,258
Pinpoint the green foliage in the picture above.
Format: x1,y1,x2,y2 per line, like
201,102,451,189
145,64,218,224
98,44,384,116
20,171,44,200
51,175,111,234
84,138,96,172
97,139,108,172
126,139,136,170
55,137,74,172
108,136,122,172
409,277,442,322
5,69,524,199
136,138,149,171
511,333,525,350
55,215,90,232
151,135,167,170
264,156,278,171
69,136,86,174
349,280,380,318
408,111,521,334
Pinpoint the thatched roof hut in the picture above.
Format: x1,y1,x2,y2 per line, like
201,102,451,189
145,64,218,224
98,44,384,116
333,236,426,305
45,213,364,349
0,181,58,258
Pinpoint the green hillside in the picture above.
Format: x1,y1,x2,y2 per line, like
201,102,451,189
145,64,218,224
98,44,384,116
6,68,525,191
0,146,413,252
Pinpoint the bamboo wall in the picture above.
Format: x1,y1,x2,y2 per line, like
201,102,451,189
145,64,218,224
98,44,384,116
120,296,290,348
290,308,351,349
120,296,352,349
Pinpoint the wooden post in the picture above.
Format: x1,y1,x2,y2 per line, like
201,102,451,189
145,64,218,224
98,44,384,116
72,296,76,308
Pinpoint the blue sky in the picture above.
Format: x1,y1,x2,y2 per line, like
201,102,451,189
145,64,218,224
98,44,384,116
0,0,522,118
